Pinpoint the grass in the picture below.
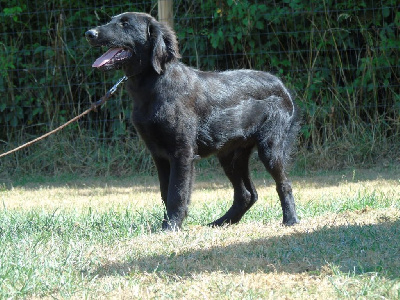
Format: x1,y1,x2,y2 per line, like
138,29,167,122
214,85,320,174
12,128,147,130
0,166,399,299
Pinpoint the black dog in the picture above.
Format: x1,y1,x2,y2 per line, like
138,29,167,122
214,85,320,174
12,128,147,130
86,12,301,230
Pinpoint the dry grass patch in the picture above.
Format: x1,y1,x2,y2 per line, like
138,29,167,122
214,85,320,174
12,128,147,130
2,167,399,213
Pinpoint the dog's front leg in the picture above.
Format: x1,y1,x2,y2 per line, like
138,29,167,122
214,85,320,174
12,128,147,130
162,156,194,231
153,156,171,224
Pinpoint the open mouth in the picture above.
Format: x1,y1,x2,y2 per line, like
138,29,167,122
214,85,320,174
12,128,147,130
92,47,132,68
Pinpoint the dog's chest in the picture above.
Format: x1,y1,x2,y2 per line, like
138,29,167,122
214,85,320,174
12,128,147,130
132,106,169,135
131,102,196,152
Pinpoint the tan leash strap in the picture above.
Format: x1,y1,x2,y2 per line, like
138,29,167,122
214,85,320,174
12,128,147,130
0,76,128,158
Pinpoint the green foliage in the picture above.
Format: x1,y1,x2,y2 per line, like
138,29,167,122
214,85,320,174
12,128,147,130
0,1,157,140
0,0,399,175
186,0,399,155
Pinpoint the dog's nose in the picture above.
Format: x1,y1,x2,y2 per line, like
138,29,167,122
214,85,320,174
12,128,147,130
85,29,98,40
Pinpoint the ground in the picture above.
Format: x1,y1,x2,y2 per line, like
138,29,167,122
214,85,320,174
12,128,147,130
0,166,399,299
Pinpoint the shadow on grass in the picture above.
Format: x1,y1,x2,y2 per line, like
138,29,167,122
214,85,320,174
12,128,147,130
93,219,400,279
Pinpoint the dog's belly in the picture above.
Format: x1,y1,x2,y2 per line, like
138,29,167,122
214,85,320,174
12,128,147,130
196,134,256,157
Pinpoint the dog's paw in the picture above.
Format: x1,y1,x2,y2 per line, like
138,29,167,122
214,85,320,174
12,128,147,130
162,220,182,232
283,217,300,226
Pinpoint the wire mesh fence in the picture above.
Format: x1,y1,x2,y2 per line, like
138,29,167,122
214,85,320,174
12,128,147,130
0,0,399,172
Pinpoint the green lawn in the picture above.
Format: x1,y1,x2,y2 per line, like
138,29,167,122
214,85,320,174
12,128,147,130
0,167,399,299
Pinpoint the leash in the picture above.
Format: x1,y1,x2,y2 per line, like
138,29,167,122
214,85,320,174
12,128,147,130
0,75,128,159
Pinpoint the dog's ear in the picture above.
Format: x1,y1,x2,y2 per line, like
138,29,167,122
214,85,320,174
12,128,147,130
149,19,181,74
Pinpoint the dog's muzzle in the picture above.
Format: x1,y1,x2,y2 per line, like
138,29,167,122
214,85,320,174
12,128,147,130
85,28,132,70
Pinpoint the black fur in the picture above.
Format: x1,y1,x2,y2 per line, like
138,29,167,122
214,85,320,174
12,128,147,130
86,12,301,230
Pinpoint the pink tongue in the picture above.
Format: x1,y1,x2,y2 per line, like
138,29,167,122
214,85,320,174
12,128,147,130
92,48,123,68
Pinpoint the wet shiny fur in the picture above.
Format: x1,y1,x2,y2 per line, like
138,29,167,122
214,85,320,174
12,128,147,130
86,12,301,230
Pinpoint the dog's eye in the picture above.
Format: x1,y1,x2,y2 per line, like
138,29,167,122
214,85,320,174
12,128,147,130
120,21,129,28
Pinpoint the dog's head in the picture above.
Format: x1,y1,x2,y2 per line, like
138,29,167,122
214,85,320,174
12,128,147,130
85,12,180,74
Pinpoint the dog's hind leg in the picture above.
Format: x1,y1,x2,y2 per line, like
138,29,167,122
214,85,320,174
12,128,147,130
257,139,299,226
209,146,258,226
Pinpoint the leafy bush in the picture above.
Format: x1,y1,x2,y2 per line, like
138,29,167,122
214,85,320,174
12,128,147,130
178,0,399,156
0,0,399,175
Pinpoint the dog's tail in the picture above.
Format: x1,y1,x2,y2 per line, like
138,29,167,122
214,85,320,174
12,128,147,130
283,102,302,168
